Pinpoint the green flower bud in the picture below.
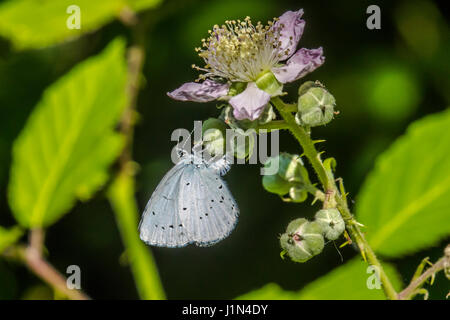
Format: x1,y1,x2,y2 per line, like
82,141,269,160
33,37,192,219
280,218,325,263
297,81,318,96
202,118,227,156
262,153,310,197
289,186,308,203
304,221,326,255
262,170,291,195
277,153,309,183
255,71,283,96
296,85,336,127
285,217,308,234
315,208,345,240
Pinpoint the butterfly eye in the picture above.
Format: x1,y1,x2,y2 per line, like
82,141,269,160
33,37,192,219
177,148,188,159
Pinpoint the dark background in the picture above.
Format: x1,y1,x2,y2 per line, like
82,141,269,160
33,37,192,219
0,0,449,299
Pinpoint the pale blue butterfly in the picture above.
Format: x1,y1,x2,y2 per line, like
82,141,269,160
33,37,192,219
139,142,239,247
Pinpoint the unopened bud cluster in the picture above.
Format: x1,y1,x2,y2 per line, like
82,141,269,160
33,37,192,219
262,153,310,202
280,208,345,263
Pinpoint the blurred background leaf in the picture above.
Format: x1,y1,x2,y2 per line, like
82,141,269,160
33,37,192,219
356,109,450,257
7,38,127,228
361,63,421,123
0,226,22,253
20,284,54,300
236,258,402,299
236,283,298,300
0,0,162,49
393,0,450,102
295,259,402,299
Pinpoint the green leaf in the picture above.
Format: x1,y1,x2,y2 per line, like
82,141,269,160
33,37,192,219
356,109,450,257
297,258,402,299
131,0,163,12
108,172,166,300
8,38,127,228
0,0,162,49
0,226,23,254
236,283,299,300
236,258,402,300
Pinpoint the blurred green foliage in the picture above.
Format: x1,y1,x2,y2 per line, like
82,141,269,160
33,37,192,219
363,64,420,122
0,0,448,300
8,39,127,228
0,226,22,254
108,171,166,299
0,0,162,49
238,258,402,300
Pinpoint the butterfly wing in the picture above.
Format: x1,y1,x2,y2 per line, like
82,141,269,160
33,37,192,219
139,162,192,247
178,166,239,246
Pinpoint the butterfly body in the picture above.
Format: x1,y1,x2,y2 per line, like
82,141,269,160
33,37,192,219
139,148,239,247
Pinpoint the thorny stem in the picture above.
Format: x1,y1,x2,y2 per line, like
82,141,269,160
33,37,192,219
3,229,90,300
271,96,399,300
255,120,290,132
304,184,325,202
398,244,450,300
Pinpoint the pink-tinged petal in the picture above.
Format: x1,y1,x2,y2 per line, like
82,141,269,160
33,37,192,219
167,80,229,102
229,82,271,121
274,9,306,61
272,47,325,83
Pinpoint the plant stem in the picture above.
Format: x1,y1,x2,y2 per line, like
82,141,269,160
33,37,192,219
255,120,290,132
304,184,325,202
272,98,332,190
24,247,90,300
2,229,90,300
398,244,449,300
108,172,166,300
107,10,166,300
271,96,398,300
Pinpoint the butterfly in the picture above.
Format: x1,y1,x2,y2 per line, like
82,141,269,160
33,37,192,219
139,143,239,247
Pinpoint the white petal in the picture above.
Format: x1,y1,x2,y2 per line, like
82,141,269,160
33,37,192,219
272,48,325,83
229,83,271,121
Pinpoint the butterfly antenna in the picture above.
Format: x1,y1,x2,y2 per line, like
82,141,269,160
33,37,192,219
332,240,344,262
183,128,196,149
175,127,196,159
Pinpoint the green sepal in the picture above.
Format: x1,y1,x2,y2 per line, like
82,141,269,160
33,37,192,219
262,153,310,197
315,208,345,240
289,186,308,203
280,218,325,263
296,85,336,127
255,71,283,96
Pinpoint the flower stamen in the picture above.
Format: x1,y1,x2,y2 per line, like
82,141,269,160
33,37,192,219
195,16,293,82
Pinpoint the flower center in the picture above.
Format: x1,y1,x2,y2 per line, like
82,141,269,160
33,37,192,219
193,16,289,82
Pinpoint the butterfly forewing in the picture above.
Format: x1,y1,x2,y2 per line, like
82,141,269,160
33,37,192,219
139,163,191,247
178,166,239,246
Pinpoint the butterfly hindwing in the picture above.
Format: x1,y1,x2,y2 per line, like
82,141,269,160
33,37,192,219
139,163,191,247
178,166,239,246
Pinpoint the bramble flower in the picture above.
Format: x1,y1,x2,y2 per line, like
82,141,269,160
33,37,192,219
168,9,325,121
